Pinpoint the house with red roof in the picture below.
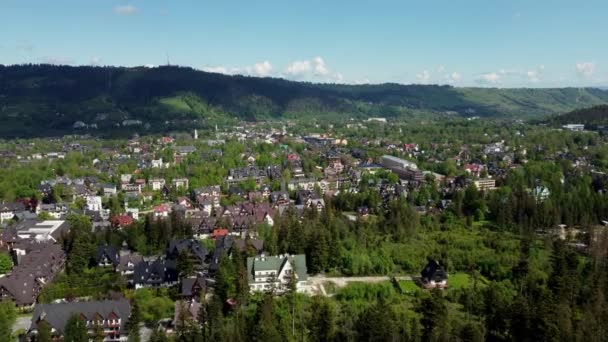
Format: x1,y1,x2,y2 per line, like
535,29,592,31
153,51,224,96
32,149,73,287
153,204,171,218
212,229,229,239
111,215,134,228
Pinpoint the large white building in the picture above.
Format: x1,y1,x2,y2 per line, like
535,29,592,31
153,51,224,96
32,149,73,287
16,220,70,242
86,196,103,212
563,124,585,132
381,155,418,170
247,254,308,293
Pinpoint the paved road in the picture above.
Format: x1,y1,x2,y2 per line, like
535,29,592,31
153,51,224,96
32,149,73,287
306,275,413,295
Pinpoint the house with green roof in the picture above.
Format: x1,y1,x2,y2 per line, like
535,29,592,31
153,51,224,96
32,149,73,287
246,254,308,293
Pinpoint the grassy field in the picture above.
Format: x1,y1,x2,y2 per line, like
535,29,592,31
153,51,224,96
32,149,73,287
398,280,421,294
448,272,489,290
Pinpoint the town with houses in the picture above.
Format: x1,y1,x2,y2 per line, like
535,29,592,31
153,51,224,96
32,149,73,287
0,117,606,341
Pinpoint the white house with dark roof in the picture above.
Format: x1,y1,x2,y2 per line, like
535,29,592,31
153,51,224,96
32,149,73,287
247,254,308,293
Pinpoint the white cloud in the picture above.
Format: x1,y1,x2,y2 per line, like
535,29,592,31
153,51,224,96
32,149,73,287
90,56,102,66
477,72,501,84
114,5,138,15
448,72,461,83
526,65,545,83
354,78,371,85
203,66,228,74
332,73,344,83
144,64,156,68
282,56,341,82
527,70,539,82
416,70,431,83
313,57,329,76
437,65,445,73
201,57,345,83
576,62,595,78
285,60,311,76
249,60,273,77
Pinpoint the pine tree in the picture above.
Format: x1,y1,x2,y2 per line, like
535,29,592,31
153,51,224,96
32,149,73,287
0,301,16,341
307,225,329,274
356,297,398,342
252,294,281,342
64,314,89,342
149,328,169,342
208,296,225,341
65,215,95,274
128,300,141,342
234,249,249,305
197,293,209,342
37,320,53,342
418,289,447,342
308,296,336,342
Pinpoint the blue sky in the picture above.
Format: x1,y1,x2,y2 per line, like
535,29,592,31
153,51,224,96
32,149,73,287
0,0,606,87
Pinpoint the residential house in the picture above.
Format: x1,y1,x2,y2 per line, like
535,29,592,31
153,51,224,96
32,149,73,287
151,158,164,168
179,277,207,300
166,239,208,272
209,235,264,274
96,245,120,268
14,220,70,242
0,242,65,308
0,202,26,223
153,205,171,218
420,260,448,289
86,196,103,212
28,299,131,341
473,178,497,191
37,203,69,219
132,258,178,289
111,215,134,228
174,146,196,163
102,184,118,197
117,250,143,281
172,178,189,190
530,186,551,202
247,254,308,293
150,178,166,191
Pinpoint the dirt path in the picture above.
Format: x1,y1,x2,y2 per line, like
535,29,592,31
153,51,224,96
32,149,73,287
305,275,413,296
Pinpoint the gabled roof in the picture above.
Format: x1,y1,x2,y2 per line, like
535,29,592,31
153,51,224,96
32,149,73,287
180,277,207,297
133,258,178,286
96,245,119,266
0,202,26,213
247,254,307,283
0,243,64,306
421,260,447,282
117,251,143,273
167,239,208,263
29,299,131,334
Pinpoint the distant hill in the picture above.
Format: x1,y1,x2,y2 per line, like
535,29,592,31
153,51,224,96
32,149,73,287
1,64,608,137
548,105,608,128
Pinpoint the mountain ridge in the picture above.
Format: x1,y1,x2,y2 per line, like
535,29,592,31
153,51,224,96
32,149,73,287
1,64,607,137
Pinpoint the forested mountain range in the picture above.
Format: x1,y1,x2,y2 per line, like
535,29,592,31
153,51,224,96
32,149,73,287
1,64,608,137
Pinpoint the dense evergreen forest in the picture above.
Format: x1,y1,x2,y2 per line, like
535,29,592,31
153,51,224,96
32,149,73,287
1,64,608,137
549,105,608,128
